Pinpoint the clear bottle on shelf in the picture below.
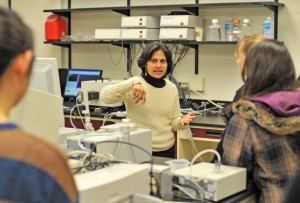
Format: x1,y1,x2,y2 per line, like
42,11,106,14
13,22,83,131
263,17,274,39
232,19,241,41
241,19,252,38
208,19,221,41
224,18,234,41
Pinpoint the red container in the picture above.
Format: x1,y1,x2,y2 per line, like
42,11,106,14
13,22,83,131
45,14,67,41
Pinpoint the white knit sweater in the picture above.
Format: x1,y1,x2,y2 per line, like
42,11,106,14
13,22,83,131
101,76,186,151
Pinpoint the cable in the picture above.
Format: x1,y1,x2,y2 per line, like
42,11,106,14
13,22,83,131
102,112,116,126
122,43,142,77
90,140,156,196
69,103,86,134
169,75,190,108
172,44,190,74
187,178,205,202
71,159,127,175
181,149,222,202
75,95,85,126
190,88,224,109
172,184,202,201
190,149,221,177
186,126,200,158
68,150,114,174
106,44,125,65
68,150,114,161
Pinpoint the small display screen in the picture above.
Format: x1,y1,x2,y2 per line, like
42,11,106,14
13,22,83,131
64,69,102,98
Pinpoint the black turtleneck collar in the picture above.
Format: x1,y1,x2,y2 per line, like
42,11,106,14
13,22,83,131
142,74,166,88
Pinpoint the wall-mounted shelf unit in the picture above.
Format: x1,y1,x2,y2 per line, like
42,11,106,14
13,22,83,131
44,1,284,73
44,40,238,45
44,2,284,15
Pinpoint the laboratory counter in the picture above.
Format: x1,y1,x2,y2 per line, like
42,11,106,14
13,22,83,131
64,109,225,130
190,115,225,129
64,113,225,160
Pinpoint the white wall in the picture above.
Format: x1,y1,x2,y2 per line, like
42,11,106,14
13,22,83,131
279,0,300,75
4,0,300,101
0,0,8,8
1,0,63,65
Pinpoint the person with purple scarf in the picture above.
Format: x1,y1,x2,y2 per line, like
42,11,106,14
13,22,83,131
221,40,300,203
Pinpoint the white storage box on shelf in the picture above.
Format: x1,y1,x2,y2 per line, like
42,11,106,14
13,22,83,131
159,28,195,40
121,16,160,28
94,29,121,41
160,15,203,28
121,29,159,40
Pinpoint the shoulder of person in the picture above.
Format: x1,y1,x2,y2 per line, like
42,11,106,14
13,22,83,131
18,130,68,162
131,76,143,83
165,79,177,88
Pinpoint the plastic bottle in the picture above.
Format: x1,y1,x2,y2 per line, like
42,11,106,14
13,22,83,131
224,18,234,41
241,19,252,38
208,19,221,41
232,19,241,41
263,17,274,39
60,31,66,41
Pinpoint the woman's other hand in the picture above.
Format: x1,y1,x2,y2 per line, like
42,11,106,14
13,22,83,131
180,111,197,125
132,81,146,105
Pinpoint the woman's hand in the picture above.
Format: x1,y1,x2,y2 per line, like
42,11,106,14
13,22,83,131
132,81,146,105
180,111,197,125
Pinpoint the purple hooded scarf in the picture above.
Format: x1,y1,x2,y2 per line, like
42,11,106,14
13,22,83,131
249,91,300,117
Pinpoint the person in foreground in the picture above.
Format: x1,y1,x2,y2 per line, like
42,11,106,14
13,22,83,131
214,34,267,160
0,8,78,203
232,34,267,102
221,40,300,203
101,42,196,158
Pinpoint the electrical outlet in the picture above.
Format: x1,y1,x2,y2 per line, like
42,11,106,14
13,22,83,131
189,76,205,92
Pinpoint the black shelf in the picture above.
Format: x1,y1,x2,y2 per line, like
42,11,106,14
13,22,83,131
44,40,237,46
44,2,284,14
44,1,284,72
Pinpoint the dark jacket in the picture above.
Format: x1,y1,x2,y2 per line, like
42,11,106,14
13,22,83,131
221,91,300,203
213,85,244,161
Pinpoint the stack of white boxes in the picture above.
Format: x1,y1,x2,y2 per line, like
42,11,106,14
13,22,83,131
120,16,160,40
94,16,160,41
94,15,203,41
159,15,203,40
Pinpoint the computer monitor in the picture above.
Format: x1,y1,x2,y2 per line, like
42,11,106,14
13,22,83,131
9,88,62,144
64,69,103,100
29,58,64,127
29,58,61,97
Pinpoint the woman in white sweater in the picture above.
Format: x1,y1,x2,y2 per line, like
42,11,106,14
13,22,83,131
101,42,196,158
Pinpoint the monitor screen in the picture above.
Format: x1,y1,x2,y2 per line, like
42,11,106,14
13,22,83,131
64,69,103,99
29,58,61,97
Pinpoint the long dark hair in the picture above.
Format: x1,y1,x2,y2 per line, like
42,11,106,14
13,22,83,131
0,8,33,77
242,40,296,97
137,42,173,78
